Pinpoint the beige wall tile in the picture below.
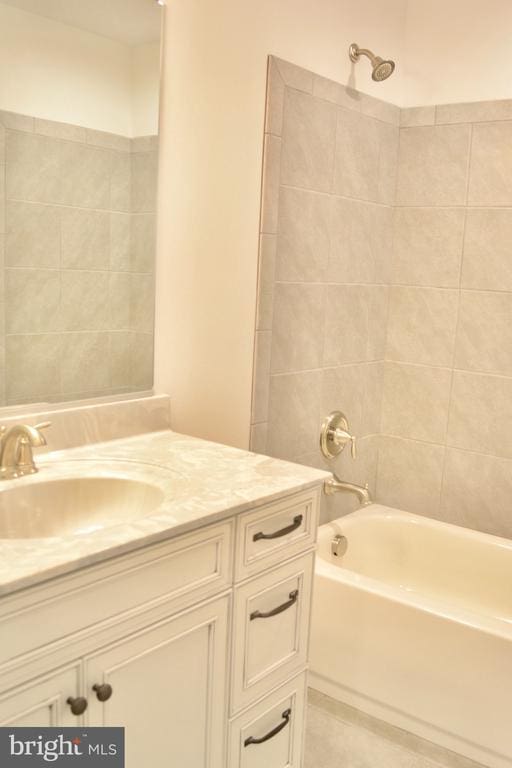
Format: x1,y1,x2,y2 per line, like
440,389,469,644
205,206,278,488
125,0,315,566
359,94,400,126
86,129,131,153
400,106,436,127
61,208,109,270
455,290,512,375
265,58,285,136
396,124,471,205
258,234,276,294
5,268,60,334
6,131,61,204
274,58,313,93
251,330,271,423
313,75,360,112
462,208,512,290
61,332,110,393
109,330,132,389
271,282,325,372
469,121,512,204
0,111,34,132
60,271,109,331
131,136,158,153
130,273,155,333
250,422,268,454
260,134,281,234
328,198,392,284
35,118,86,143
267,370,321,459
366,286,389,361
6,334,61,401
131,214,155,273
131,151,158,213
60,143,111,209
378,122,399,205
441,449,512,538
448,371,512,459
110,151,131,212
0,124,5,164
131,332,154,390
323,285,368,366
376,436,445,517
381,362,452,443
0,163,4,235
333,109,381,202
436,99,512,125
386,286,459,366
276,187,330,281
109,273,131,330
281,88,337,193
392,207,464,288
321,364,366,437
6,201,61,268
256,290,273,332
362,362,384,436
110,212,131,272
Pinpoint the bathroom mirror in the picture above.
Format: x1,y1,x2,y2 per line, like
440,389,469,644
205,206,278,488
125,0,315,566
0,0,162,407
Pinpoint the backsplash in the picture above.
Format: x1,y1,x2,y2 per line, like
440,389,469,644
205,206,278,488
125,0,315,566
253,56,512,537
0,110,157,406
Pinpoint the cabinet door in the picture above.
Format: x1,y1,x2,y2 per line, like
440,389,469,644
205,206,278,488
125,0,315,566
85,596,229,768
0,665,81,726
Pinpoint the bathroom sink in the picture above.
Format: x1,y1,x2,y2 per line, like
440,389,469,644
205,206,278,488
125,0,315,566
0,475,166,539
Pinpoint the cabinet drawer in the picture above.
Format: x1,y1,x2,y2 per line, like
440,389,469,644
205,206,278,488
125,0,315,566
0,521,233,669
235,490,319,580
231,553,313,713
228,673,307,768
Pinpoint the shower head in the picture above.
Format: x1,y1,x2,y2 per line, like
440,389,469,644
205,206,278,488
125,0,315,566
349,44,395,82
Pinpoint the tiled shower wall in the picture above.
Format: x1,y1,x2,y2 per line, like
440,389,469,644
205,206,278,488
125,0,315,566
251,57,399,516
0,110,156,406
253,57,512,537
380,102,512,537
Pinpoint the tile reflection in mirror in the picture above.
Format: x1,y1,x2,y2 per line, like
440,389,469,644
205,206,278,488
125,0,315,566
0,0,162,405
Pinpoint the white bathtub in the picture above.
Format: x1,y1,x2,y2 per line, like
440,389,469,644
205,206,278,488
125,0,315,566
309,505,512,768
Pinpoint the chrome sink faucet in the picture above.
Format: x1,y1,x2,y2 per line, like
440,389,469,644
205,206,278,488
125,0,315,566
0,422,51,480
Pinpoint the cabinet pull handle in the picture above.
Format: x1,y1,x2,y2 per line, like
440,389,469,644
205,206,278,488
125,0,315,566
244,708,292,747
250,589,299,621
253,514,303,541
66,696,88,716
93,683,113,702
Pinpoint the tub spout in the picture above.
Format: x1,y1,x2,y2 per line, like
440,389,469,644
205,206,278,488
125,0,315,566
324,476,373,507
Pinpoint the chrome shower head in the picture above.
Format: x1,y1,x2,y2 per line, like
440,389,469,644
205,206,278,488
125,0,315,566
349,44,395,82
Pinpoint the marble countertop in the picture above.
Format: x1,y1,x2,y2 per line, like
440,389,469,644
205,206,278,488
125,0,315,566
0,429,330,596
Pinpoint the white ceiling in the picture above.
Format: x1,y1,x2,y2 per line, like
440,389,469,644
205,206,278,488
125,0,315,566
0,0,162,45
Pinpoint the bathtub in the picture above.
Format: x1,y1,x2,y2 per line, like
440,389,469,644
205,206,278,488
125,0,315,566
309,505,512,768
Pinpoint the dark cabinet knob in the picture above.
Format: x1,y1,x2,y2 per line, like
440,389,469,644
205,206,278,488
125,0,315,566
93,683,113,702
66,696,88,716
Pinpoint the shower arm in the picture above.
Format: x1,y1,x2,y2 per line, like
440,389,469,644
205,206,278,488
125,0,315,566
349,45,378,65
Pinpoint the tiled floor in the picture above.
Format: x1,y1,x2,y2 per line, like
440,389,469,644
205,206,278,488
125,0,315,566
305,689,487,768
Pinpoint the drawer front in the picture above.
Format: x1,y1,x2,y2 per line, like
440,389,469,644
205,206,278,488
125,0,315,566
228,673,307,768
231,553,314,713
235,490,320,580
0,521,233,669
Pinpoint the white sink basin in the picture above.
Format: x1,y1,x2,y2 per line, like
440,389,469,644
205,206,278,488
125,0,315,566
0,472,166,539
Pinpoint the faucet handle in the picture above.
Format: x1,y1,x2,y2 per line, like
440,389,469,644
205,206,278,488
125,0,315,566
320,411,357,460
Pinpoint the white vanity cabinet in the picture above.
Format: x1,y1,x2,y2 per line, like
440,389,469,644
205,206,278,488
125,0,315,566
0,487,321,767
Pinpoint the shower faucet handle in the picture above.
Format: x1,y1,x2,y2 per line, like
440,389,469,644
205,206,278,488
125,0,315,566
320,411,357,460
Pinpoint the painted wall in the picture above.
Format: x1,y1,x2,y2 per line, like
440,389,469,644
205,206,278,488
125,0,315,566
154,0,408,448
0,3,160,136
403,0,512,107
